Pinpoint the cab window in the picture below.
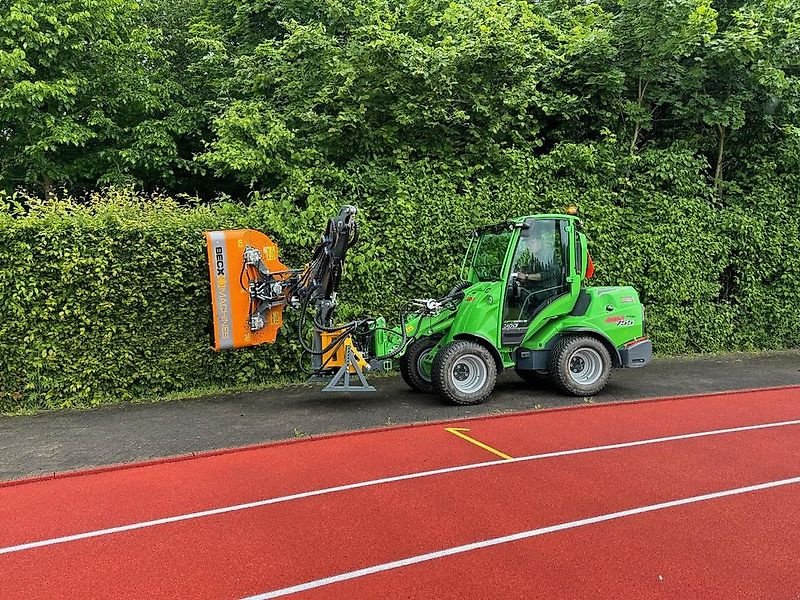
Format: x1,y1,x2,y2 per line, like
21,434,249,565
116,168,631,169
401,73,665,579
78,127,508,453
504,219,569,324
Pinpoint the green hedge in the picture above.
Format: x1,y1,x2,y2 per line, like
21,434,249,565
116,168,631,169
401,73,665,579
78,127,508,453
0,191,304,412
1,144,798,412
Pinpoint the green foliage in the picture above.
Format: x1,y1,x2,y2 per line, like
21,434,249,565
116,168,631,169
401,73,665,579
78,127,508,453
197,0,621,183
719,166,800,349
1,0,798,198
0,0,202,195
613,0,718,151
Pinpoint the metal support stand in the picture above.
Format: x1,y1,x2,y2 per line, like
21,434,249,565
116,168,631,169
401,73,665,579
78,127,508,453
322,347,376,392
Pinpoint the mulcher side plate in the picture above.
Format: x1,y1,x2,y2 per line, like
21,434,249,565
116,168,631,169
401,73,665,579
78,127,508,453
205,229,288,350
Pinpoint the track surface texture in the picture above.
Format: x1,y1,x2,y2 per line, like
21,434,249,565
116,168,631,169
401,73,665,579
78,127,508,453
1,387,799,599
1,349,799,480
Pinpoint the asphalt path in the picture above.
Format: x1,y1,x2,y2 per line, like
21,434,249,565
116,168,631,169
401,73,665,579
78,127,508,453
1,350,798,481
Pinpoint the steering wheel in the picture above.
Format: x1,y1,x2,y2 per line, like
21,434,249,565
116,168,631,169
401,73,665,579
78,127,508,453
518,285,564,318
510,274,535,299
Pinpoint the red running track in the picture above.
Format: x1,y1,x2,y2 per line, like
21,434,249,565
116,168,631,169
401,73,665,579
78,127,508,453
1,387,799,599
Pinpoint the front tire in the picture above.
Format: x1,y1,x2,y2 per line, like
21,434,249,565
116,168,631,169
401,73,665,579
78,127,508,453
399,336,440,393
549,335,612,397
432,340,497,405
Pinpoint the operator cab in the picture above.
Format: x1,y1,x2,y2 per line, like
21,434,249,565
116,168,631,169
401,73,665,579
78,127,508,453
464,215,578,346
503,219,571,341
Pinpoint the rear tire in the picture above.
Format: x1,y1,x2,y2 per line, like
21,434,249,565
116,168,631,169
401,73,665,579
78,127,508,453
432,340,497,405
549,335,611,397
399,336,440,393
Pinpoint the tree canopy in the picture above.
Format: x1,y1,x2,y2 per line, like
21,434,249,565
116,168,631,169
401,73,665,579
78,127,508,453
0,0,798,197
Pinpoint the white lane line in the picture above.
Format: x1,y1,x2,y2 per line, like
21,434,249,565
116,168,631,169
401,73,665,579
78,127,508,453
2,417,800,556
243,475,800,599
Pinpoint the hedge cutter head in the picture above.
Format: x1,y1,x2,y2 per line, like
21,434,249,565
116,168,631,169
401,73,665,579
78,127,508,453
204,229,290,350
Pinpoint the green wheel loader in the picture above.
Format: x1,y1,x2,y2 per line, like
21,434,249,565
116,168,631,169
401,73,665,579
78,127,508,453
386,212,652,404
206,206,651,405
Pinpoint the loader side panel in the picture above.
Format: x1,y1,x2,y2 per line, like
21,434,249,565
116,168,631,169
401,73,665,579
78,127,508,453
521,286,646,353
442,281,505,350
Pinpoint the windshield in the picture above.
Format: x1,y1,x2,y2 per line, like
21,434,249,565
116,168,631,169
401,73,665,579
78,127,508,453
470,229,513,282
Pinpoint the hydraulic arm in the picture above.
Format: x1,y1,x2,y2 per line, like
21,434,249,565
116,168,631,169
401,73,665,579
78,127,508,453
206,206,398,391
240,204,358,329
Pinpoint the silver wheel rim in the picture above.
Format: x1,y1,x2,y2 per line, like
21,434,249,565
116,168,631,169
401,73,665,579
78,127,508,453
416,349,432,383
568,347,604,386
451,354,488,394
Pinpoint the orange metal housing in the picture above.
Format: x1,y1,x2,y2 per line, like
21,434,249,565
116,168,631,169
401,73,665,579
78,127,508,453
205,229,289,350
320,330,370,373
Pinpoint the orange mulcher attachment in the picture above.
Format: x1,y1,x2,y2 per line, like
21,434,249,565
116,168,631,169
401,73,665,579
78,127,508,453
205,229,290,350
205,206,382,393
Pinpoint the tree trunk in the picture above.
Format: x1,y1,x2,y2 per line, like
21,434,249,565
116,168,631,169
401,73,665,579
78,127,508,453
714,125,725,198
630,123,641,154
41,174,52,199
630,76,647,154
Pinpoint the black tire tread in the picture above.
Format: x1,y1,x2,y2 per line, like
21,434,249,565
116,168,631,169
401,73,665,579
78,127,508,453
548,335,612,397
399,336,440,393
431,340,497,405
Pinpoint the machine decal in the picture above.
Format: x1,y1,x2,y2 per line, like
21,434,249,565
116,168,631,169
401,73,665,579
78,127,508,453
606,315,635,327
503,320,527,329
208,232,234,350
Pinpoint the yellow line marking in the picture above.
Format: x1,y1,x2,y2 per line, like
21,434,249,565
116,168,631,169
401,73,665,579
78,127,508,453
444,427,513,460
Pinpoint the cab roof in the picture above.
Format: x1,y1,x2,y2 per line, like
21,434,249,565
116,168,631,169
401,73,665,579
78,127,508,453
476,213,581,233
